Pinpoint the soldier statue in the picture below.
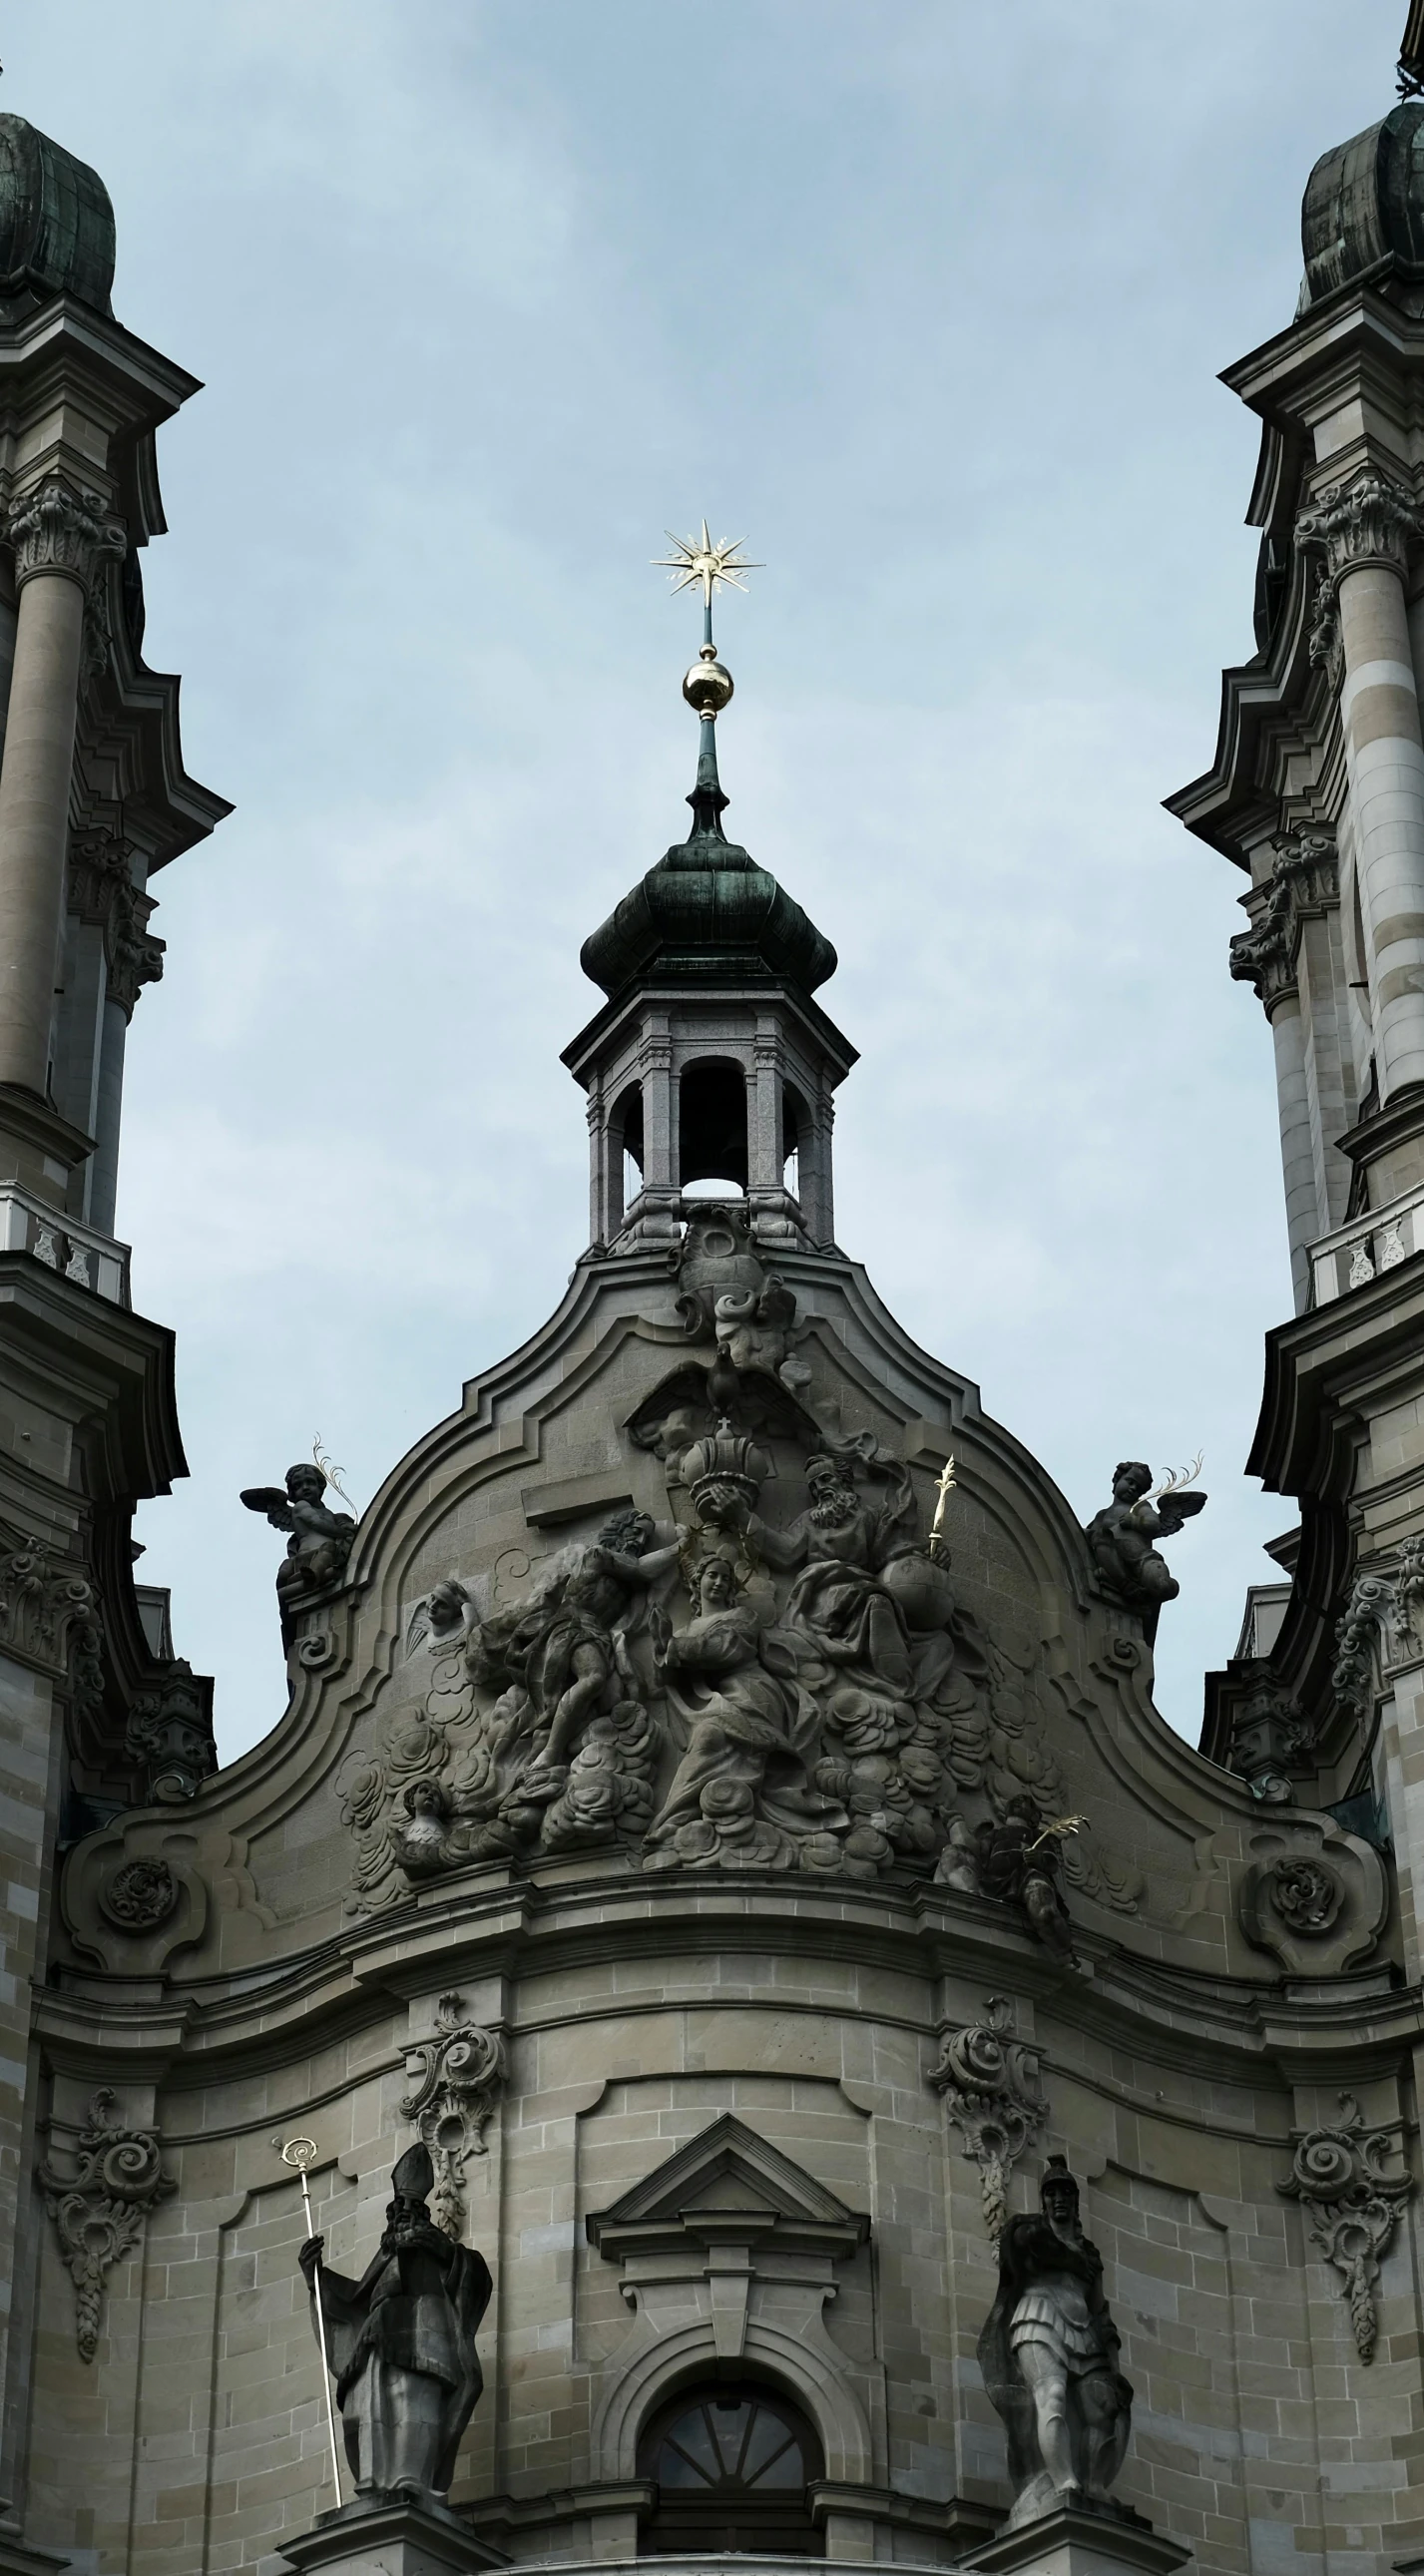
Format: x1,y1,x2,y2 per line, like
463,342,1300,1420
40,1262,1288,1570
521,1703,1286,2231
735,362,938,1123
298,2141,491,2509
977,2155,1133,2529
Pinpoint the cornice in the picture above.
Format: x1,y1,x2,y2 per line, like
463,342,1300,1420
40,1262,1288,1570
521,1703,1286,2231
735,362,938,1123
0,293,201,426
0,1258,186,1502
562,973,857,1082
1248,1255,1424,1499
1220,285,1424,423
34,1859,1424,2107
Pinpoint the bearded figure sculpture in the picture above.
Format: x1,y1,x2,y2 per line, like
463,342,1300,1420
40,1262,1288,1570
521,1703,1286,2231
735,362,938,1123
644,1555,845,1868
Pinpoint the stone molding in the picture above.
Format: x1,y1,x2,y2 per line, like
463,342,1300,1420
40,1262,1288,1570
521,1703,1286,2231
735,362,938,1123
1295,468,1424,587
68,828,165,1020
1279,2092,1413,2362
37,2086,175,2360
929,1994,1047,2240
587,2110,872,2464
399,1993,507,2242
5,476,124,590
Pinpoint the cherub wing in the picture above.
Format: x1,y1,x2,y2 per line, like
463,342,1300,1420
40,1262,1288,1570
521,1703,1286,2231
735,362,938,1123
239,1486,295,1532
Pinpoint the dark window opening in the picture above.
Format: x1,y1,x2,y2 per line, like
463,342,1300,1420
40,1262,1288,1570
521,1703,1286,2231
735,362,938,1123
782,1079,806,1199
680,1057,748,1193
638,2380,823,2557
612,1081,644,1216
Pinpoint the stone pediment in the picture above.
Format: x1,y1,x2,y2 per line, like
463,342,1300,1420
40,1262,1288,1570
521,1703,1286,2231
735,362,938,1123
586,2113,868,2264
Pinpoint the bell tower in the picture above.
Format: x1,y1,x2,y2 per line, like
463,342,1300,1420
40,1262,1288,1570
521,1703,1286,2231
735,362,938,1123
0,103,226,2538
563,525,855,1255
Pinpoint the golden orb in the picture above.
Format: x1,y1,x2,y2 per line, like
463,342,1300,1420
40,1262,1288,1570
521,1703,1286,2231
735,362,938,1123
683,642,733,718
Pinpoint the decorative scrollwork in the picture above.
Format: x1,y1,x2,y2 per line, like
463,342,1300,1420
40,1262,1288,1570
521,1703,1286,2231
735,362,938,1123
99,1858,178,1930
38,2087,175,2360
0,1524,100,1689
399,1995,507,2242
1268,1857,1342,1936
1279,2093,1413,2362
929,1996,1047,2240
1332,1539,1424,1712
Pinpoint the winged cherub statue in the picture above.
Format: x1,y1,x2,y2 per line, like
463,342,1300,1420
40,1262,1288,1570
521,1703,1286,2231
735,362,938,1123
240,1462,356,1622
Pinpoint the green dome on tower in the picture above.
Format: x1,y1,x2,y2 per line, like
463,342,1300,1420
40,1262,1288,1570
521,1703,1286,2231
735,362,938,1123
0,112,114,313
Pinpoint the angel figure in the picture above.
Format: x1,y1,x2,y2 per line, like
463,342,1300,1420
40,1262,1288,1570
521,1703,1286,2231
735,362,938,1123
1084,1461,1205,1640
240,1462,356,1624
713,1272,807,1390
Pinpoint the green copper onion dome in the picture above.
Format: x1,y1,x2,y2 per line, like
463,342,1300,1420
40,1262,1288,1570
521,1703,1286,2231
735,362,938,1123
580,631,837,1002
1301,101,1424,307
0,113,115,314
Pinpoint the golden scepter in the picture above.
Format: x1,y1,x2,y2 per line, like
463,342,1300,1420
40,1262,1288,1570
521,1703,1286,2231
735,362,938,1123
928,1454,956,1560
277,2135,344,2505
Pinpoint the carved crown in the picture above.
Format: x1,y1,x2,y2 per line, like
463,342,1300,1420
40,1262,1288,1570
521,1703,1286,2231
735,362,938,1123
683,1414,765,1512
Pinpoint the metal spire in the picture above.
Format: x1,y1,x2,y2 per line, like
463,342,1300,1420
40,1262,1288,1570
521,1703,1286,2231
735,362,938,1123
1401,0,1424,96
653,522,762,842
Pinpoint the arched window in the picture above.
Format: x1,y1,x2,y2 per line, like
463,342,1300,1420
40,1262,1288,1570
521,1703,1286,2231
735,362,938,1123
638,2379,824,2557
679,1056,748,1194
782,1078,807,1202
611,1081,644,1224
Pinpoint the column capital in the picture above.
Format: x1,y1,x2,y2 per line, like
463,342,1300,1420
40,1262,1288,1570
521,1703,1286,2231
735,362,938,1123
68,830,164,1021
5,476,124,590
1228,829,1338,1014
1296,469,1424,584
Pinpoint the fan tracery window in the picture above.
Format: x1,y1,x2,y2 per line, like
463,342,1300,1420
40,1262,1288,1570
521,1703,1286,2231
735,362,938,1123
639,2380,823,2556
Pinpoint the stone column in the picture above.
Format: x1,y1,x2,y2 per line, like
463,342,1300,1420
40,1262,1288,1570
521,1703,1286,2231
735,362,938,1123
0,479,120,1099
1298,472,1424,1103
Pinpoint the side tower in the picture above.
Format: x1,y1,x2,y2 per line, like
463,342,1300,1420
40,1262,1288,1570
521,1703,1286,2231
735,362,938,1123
0,107,225,2545
1169,16,1424,1916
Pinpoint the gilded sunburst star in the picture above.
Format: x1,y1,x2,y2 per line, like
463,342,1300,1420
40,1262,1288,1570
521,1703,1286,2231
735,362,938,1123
653,519,762,606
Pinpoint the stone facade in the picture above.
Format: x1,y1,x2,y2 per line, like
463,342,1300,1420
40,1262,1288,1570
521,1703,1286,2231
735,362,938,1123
3,47,1424,2576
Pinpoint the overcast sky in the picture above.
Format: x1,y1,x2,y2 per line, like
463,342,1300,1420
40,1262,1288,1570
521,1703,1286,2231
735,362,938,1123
7,1,1405,1763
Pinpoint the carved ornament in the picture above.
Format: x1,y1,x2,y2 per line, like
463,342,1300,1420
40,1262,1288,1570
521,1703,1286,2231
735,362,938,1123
124,1660,216,1803
1237,1815,1387,1976
1331,1537,1424,1712
5,477,124,589
68,829,164,1020
1279,2093,1413,2362
1228,832,1338,1016
38,2087,175,2360
1295,470,1424,586
1224,1662,1314,1803
1267,1856,1341,1935
337,1352,1140,1937
399,1995,507,2242
0,1525,101,1688
930,1996,1047,2240
98,1856,179,1930
1307,573,1344,691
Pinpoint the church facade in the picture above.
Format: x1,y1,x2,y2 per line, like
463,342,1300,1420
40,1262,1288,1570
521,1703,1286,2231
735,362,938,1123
0,28,1423,2576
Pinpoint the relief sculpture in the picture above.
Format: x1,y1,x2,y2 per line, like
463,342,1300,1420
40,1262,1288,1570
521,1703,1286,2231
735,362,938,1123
337,1243,1116,1942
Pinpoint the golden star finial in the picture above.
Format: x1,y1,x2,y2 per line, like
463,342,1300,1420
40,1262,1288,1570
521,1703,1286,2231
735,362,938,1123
654,519,762,608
